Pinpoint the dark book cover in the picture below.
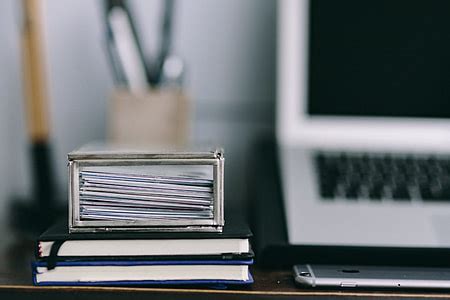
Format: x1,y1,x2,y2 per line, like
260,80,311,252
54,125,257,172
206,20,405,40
36,215,253,264
39,217,252,242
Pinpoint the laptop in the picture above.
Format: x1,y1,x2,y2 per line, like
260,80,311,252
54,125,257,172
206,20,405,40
277,0,450,249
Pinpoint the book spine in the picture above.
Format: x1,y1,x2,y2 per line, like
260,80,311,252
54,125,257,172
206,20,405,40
34,241,43,258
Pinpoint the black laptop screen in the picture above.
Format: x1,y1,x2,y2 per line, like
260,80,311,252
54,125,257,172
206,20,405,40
307,0,450,118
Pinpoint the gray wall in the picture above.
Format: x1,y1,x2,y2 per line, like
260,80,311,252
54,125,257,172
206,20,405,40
0,0,275,234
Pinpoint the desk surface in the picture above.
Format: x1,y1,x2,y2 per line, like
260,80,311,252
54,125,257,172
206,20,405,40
1,240,450,299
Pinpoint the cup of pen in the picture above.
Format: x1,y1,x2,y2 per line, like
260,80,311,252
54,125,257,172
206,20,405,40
104,0,187,146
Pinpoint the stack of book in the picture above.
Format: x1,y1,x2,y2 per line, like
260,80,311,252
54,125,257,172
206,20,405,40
32,145,252,286
32,218,253,286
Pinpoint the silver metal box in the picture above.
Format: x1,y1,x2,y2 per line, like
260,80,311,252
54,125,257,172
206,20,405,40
68,144,224,233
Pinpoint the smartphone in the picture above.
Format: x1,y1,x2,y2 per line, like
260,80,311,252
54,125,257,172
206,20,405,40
294,264,450,289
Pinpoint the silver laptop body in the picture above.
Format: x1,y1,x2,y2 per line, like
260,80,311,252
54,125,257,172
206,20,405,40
277,0,450,248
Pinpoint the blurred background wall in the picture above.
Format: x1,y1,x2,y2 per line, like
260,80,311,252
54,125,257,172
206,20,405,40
0,0,276,231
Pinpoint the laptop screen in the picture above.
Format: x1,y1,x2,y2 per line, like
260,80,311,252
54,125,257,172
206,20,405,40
308,0,450,118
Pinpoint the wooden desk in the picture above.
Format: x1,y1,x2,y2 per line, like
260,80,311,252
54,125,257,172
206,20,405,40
1,240,450,299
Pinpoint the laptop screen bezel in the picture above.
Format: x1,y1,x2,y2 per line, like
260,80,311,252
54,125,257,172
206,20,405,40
276,0,450,151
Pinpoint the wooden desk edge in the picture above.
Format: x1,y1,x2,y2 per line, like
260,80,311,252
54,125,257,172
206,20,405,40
2,284,450,298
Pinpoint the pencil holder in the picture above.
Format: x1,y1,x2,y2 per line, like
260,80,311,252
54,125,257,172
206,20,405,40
108,88,189,147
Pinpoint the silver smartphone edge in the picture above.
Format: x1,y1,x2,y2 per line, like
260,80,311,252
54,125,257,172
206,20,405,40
293,264,450,289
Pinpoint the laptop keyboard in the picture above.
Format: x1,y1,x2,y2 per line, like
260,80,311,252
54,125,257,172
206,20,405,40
315,152,450,201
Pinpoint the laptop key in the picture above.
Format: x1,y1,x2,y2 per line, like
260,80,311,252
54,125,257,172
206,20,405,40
319,184,335,199
392,186,410,200
419,186,433,200
345,189,359,199
438,186,450,201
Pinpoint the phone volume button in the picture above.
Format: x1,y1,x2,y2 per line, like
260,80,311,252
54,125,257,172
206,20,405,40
340,282,357,288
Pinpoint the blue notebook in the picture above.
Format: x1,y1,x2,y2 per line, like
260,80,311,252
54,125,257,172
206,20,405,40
32,259,254,286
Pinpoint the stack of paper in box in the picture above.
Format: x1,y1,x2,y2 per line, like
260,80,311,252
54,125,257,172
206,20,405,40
68,144,224,232
78,170,214,222
32,219,253,286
